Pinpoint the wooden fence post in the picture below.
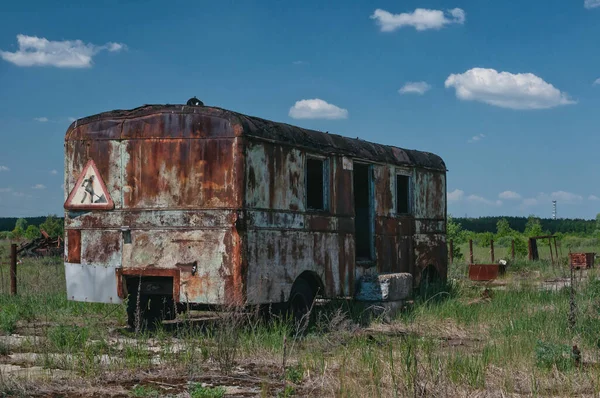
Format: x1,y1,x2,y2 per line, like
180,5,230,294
10,243,17,296
490,239,495,263
511,240,515,261
469,239,474,264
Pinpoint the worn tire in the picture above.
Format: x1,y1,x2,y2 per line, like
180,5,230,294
287,278,316,324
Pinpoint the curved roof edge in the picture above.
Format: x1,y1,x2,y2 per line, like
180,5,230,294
66,104,446,172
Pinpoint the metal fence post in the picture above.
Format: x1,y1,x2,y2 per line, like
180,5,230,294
490,239,495,263
10,243,17,296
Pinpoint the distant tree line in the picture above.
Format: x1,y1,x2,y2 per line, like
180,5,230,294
0,217,53,232
453,216,596,235
0,216,64,240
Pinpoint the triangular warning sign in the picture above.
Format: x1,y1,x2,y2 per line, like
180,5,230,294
64,160,114,211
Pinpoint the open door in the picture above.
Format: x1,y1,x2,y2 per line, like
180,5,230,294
353,163,374,263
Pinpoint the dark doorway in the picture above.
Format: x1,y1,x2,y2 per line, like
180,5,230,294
353,163,373,260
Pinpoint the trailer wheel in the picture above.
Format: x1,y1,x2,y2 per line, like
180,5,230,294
287,278,316,324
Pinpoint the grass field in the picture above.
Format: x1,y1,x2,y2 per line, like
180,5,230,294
1,240,600,397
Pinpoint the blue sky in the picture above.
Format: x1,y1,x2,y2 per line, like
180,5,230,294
1,0,599,219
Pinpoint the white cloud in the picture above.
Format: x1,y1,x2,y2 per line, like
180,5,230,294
13,192,25,197
50,169,58,175
467,195,502,206
371,8,465,32
447,189,464,202
0,166,9,172
398,81,431,95
289,99,348,120
292,60,308,65
0,188,12,193
445,68,575,110
32,184,46,190
588,195,599,201
34,117,49,122
468,133,485,143
593,78,600,86
521,191,583,207
550,191,583,203
1,34,126,68
499,191,521,200
585,0,600,9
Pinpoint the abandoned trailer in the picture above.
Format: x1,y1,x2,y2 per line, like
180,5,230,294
63,102,447,327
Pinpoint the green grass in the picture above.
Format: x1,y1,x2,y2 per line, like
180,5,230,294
2,238,600,396
189,384,226,398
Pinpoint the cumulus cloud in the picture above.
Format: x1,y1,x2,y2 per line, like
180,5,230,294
593,78,600,86
50,169,58,175
584,0,600,9
34,117,49,122
371,8,465,31
589,195,599,201
1,34,126,68
521,191,583,207
445,68,575,110
289,99,348,120
0,166,9,172
468,134,485,143
499,191,521,200
32,184,46,190
0,188,12,193
447,189,464,202
398,81,431,95
467,195,502,206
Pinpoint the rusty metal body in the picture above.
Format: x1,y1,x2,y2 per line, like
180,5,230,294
569,252,595,269
63,105,447,306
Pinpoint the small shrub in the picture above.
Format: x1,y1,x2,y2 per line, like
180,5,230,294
0,309,19,334
285,363,304,384
130,385,161,398
535,340,574,371
189,384,226,398
277,385,296,398
47,325,89,352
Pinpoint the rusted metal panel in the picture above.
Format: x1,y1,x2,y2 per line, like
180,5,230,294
415,219,445,234
80,229,121,267
413,171,446,219
123,138,240,209
67,105,446,171
413,234,448,285
332,156,354,216
468,264,499,281
373,165,394,216
121,228,234,304
569,253,595,269
67,229,81,264
116,268,181,302
246,142,304,211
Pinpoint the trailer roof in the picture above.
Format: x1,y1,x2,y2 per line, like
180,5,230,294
66,104,446,172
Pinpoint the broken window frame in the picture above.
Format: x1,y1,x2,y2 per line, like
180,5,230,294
394,169,412,215
305,154,330,212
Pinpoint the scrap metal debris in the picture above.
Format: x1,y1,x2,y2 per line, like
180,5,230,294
17,229,64,258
